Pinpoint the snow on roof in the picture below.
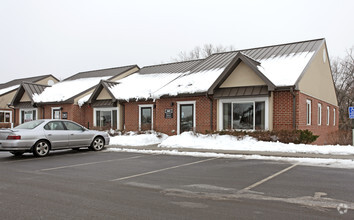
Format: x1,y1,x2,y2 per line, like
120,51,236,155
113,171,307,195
33,77,109,103
0,84,19,95
257,51,315,86
108,72,182,101
152,68,225,98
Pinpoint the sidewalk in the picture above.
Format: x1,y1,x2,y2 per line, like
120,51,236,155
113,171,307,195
107,144,354,160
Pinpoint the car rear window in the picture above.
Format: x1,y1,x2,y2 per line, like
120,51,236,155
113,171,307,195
15,120,44,129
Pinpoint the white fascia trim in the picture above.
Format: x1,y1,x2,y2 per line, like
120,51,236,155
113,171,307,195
218,96,269,131
138,104,154,131
177,101,196,135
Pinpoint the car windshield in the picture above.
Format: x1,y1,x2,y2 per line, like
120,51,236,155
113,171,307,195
15,120,44,129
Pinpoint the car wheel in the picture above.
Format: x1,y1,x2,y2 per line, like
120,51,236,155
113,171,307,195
33,140,50,157
90,137,105,151
10,151,24,156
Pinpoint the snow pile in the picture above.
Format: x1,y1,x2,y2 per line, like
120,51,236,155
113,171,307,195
0,84,19,95
153,68,224,98
159,132,354,155
33,77,109,102
257,51,315,86
106,148,354,169
110,131,168,146
109,73,182,101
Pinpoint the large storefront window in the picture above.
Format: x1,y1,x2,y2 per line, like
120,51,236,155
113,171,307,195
220,99,267,130
94,108,118,129
20,109,37,124
0,111,11,123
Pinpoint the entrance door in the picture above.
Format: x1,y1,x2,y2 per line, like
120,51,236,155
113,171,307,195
140,107,152,131
52,109,61,119
180,104,194,133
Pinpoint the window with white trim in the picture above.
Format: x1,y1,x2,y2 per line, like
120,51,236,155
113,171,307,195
94,107,118,129
51,107,61,119
220,97,268,130
326,106,330,126
333,108,336,126
20,109,37,124
306,100,311,125
317,103,322,125
0,111,12,123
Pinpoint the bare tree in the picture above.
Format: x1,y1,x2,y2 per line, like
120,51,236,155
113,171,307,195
172,44,236,62
331,46,354,130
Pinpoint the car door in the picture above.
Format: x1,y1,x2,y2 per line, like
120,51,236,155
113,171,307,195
43,121,69,149
63,121,93,147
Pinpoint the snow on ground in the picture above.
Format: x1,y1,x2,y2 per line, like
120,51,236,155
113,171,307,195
105,148,354,169
109,131,168,146
159,132,354,155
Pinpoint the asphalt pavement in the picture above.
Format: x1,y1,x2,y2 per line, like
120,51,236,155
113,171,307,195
0,149,353,219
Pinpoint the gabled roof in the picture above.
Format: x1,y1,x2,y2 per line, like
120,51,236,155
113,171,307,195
0,74,58,96
30,65,138,104
139,60,202,74
64,65,139,81
88,80,119,103
10,82,50,106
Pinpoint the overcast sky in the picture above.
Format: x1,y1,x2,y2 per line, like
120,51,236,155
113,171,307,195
1,0,353,82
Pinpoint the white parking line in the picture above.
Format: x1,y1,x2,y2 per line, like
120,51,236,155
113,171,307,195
240,163,299,192
110,157,217,182
40,155,150,171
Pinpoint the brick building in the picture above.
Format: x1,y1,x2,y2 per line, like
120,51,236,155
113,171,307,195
9,65,139,128
0,74,59,128
86,39,338,144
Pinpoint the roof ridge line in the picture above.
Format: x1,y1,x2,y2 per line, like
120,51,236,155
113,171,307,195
141,59,204,69
211,38,325,56
76,64,138,74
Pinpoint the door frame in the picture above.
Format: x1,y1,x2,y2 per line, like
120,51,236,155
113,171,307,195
51,107,62,119
138,104,154,131
177,101,196,134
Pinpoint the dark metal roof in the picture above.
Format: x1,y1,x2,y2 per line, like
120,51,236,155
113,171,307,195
15,102,33,109
64,65,139,81
22,82,50,97
91,100,116,107
214,86,269,98
189,38,324,73
139,59,203,74
0,74,57,90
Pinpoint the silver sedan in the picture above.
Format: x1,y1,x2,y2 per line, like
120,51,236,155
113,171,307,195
0,119,110,157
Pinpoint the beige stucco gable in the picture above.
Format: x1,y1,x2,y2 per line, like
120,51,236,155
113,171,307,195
220,61,266,88
297,43,338,106
97,87,112,100
35,76,59,85
20,92,31,102
110,67,139,81
0,90,17,109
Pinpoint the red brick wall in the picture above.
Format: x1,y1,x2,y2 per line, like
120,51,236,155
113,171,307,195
123,96,217,135
272,91,339,144
297,92,339,144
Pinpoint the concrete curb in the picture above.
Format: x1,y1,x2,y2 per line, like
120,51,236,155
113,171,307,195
106,145,354,160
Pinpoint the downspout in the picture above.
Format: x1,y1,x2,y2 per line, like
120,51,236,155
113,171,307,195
290,87,296,130
206,93,213,132
42,106,45,119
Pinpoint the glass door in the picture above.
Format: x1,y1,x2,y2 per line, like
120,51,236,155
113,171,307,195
180,104,194,133
140,107,152,131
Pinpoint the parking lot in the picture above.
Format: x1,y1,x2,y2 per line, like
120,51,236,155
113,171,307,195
0,149,353,219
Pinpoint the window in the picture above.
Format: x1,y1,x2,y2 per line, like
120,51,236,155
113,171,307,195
333,108,336,126
326,106,330,126
317,103,322,125
139,105,153,131
52,107,61,119
177,101,196,134
221,99,267,130
63,121,84,131
0,111,11,123
306,100,311,125
15,120,44,129
94,108,118,129
20,109,37,124
44,121,65,130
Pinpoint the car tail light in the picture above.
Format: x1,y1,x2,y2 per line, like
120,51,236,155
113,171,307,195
7,135,21,140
